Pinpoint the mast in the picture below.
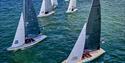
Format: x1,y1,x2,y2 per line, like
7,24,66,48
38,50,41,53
85,0,101,51
23,0,40,38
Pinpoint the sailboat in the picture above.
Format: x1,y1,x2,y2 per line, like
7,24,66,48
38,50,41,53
66,0,77,13
38,0,55,17
7,0,47,51
62,0,105,62
51,0,58,8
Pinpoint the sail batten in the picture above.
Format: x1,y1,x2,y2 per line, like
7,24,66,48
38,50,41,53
85,0,101,51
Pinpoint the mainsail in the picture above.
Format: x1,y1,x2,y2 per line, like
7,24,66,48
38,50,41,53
67,0,76,12
85,0,101,51
23,0,40,38
11,13,25,47
66,23,87,63
39,0,53,15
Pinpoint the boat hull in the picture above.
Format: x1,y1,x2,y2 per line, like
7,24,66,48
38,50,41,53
62,48,105,63
7,34,47,51
37,11,55,17
66,9,78,13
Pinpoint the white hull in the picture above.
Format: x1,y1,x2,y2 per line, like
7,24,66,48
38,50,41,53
37,11,55,17
66,8,78,13
62,48,105,63
7,34,47,51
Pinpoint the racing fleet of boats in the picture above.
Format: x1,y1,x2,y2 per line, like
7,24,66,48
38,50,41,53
7,0,105,62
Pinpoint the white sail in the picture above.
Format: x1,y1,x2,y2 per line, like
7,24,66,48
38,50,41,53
66,23,87,63
38,0,45,16
38,0,54,17
51,0,58,8
11,13,25,47
67,0,77,12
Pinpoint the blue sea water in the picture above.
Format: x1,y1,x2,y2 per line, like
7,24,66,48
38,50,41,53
0,0,125,63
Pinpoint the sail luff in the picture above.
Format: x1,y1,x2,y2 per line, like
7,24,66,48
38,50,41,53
11,13,25,47
85,0,101,51
66,23,87,63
